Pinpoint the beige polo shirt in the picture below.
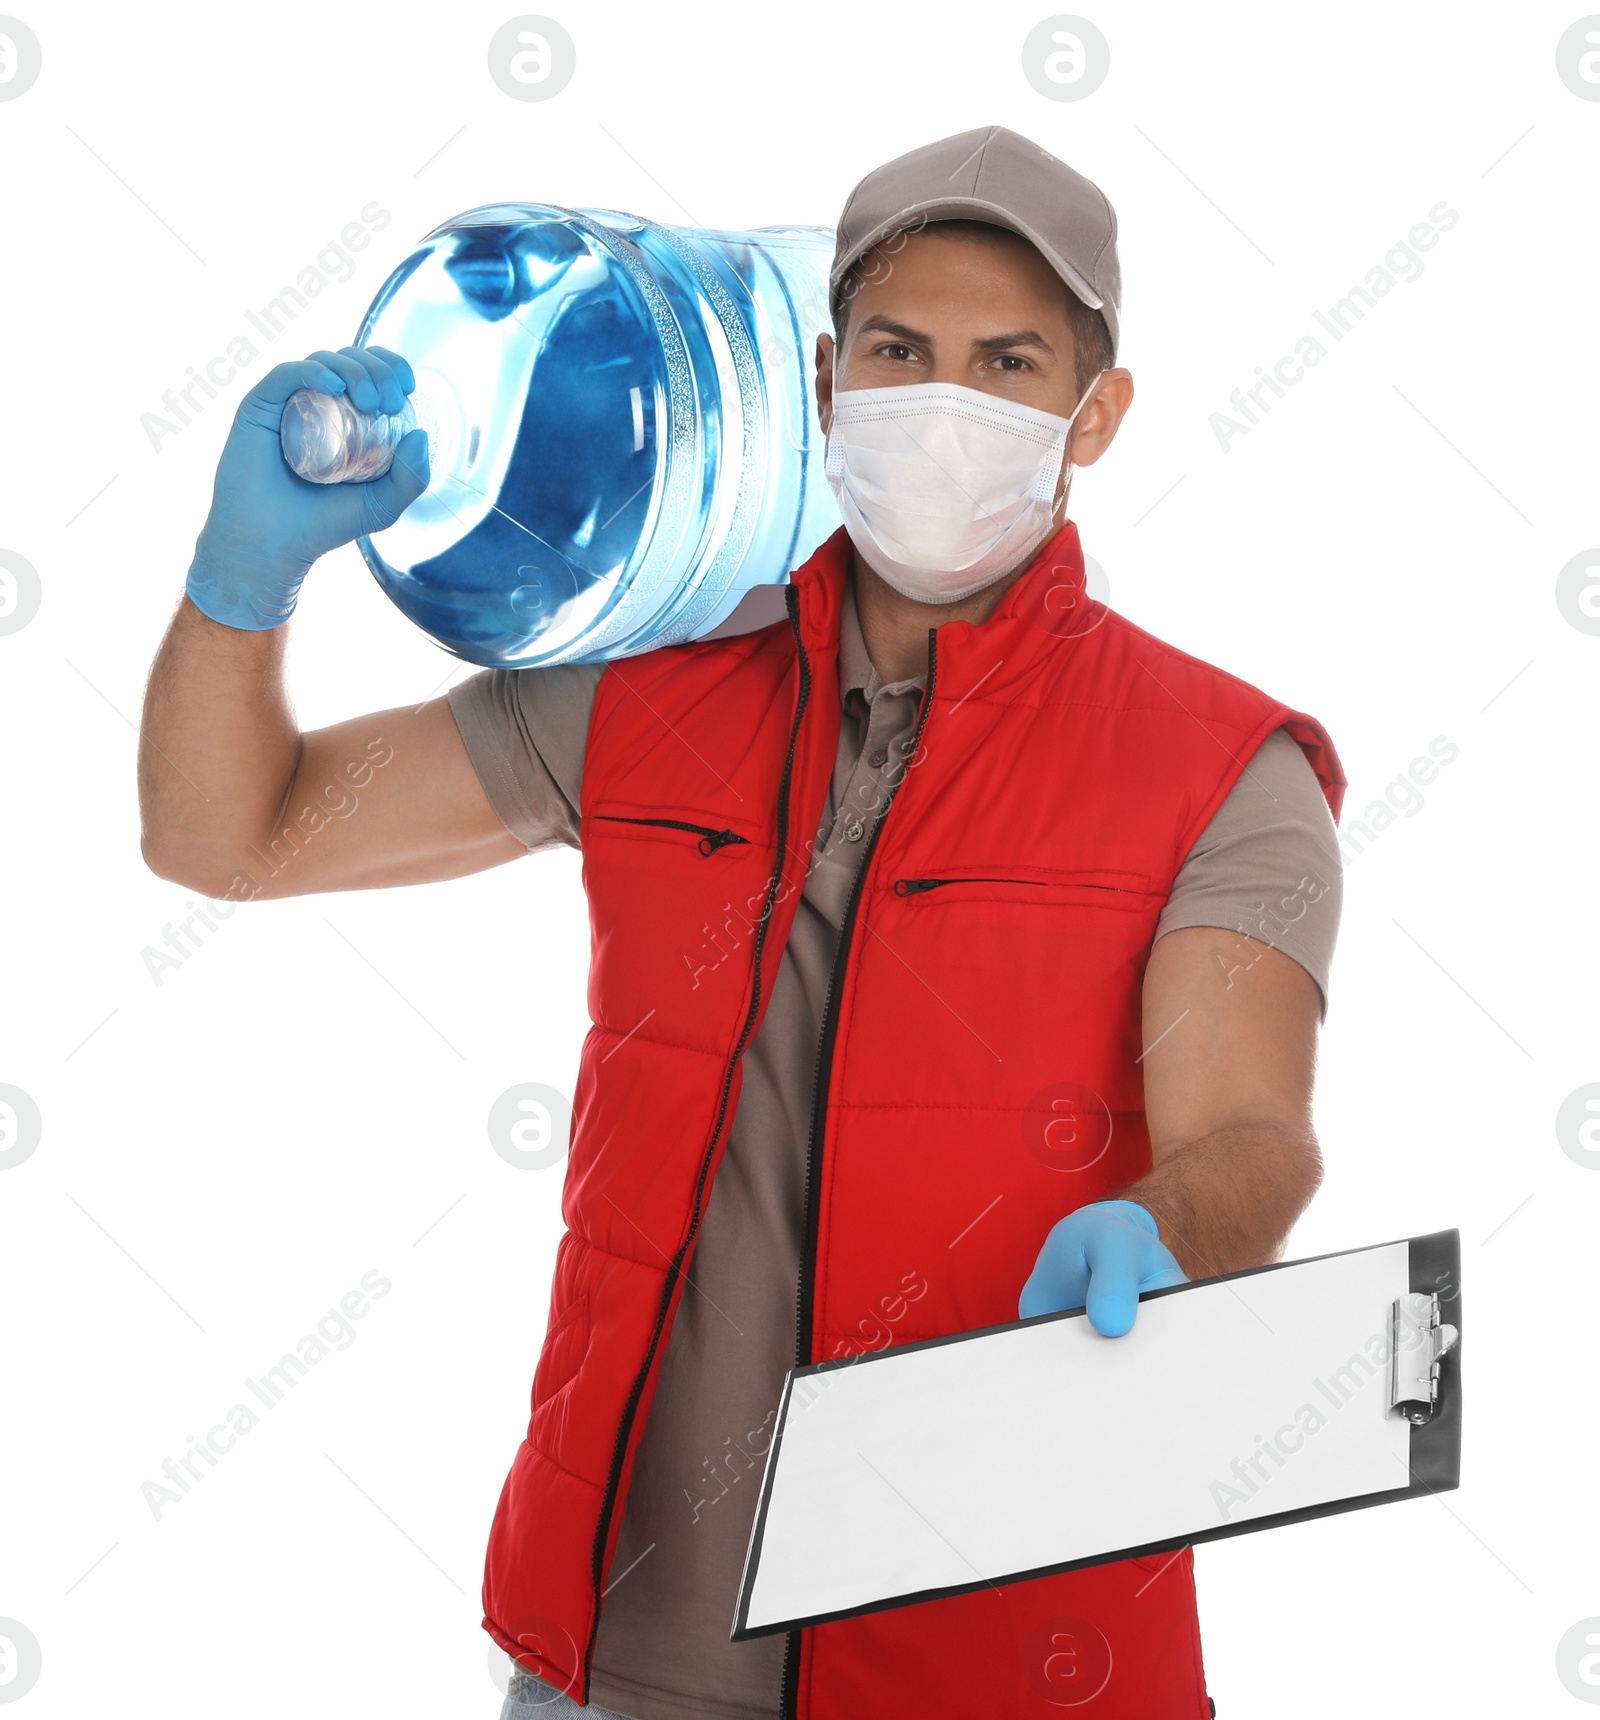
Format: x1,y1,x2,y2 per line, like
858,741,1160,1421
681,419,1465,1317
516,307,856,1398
451,579,1342,1720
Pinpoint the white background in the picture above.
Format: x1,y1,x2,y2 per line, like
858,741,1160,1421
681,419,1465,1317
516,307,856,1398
1,2,1597,1715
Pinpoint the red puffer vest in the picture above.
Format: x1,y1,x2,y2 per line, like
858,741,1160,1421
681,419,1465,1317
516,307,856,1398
482,520,1345,1718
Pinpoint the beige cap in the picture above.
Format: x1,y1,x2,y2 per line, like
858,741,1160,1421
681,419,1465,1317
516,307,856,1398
830,124,1121,359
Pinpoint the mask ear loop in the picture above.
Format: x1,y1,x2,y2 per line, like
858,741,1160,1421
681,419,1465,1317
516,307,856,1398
1055,368,1106,520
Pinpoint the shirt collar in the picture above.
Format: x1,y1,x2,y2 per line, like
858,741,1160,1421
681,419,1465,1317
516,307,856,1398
838,570,928,709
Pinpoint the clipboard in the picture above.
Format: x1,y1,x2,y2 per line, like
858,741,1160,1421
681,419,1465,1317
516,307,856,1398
732,1229,1461,1640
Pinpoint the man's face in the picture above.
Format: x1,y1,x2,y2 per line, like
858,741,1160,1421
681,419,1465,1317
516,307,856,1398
815,227,1129,485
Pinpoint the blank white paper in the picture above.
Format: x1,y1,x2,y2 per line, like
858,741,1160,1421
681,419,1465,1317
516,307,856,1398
739,1241,1414,1633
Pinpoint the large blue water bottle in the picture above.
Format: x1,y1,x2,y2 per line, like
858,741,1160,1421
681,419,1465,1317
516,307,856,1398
281,204,840,667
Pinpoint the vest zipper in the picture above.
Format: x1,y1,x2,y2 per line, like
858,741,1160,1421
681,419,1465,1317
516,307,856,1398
781,623,940,1720
581,590,812,1699
590,814,751,855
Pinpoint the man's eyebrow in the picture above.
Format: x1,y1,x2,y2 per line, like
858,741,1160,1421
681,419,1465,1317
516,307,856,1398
853,314,933,344
971,329,1056,355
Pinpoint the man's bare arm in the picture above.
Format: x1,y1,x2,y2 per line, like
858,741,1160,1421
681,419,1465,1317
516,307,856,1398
138,595,526,900
140,344,528,899
1120,926,1325,1281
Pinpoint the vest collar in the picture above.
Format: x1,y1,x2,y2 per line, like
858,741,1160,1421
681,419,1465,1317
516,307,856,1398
790,520,1099,705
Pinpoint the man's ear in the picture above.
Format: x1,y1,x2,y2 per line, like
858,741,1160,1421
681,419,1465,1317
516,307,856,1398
1066,368,1135,470
816,332,837,435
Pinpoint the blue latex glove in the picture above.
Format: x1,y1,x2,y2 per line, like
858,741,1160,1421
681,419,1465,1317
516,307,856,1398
1018,1199,1188,1337
185,345,430,631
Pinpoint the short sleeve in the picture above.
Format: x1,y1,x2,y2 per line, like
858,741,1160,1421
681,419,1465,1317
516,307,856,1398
1155,727,1344,1019
445,662,603,853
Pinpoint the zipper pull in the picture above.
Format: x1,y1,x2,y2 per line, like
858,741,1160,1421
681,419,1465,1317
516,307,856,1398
698,829,745,855
892,878,941,895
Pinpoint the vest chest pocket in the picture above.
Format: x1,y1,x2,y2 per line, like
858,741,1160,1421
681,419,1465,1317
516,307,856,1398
875,866,1165,1037
887,864,1162,913
587,813,755,856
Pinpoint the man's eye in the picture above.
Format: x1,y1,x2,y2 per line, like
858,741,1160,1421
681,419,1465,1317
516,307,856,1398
876,343,915,361
993,354,1031,372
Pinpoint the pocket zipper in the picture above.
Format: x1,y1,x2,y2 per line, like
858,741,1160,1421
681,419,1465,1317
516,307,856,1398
591,815,751,856
892,876,1131,896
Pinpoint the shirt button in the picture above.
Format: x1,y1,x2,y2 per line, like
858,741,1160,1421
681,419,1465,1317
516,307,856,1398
843,820,865,842
867,749,887,768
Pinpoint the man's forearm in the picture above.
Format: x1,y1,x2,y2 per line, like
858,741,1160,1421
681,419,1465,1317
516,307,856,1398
138,595,301,894
1114,1123,1323,1282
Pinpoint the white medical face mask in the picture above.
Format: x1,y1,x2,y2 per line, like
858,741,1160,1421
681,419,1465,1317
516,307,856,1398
823,371,1103,603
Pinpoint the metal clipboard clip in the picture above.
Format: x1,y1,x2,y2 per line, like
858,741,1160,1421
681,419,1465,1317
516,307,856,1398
1387,1291,1459,1424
